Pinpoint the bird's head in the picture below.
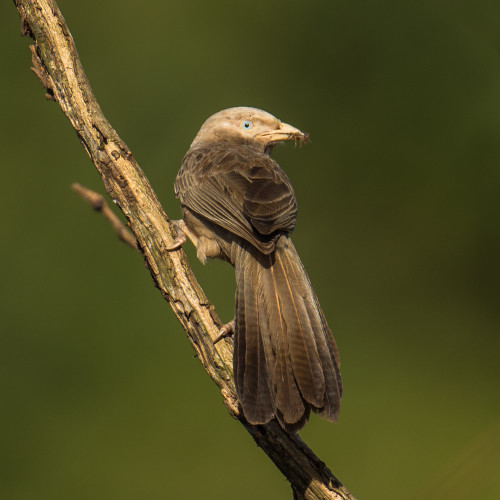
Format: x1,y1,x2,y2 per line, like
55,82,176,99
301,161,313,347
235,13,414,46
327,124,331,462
190,107,309,154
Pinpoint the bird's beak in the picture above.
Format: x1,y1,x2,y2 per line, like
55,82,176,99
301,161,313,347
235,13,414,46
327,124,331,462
257,122,310,145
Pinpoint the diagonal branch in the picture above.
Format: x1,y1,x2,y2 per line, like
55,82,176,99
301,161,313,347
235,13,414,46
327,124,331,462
12,1,355,498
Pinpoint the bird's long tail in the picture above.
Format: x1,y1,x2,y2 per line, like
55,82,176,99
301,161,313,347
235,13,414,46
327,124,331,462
232,236,342,430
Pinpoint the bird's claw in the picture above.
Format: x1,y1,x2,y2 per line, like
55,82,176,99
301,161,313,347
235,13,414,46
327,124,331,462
165,231,186,251
165,220,187,251
214,320,235,344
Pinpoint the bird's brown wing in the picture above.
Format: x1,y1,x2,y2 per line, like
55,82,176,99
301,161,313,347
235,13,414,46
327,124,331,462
175,144,297,253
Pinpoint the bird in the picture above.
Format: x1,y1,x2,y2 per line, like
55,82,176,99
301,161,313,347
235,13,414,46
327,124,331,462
168,107,342,431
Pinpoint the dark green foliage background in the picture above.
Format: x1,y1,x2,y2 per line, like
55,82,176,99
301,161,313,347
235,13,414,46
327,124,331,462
1,1,499,498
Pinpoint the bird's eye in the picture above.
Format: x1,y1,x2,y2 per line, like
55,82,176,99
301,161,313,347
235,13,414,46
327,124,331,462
241,120,253,130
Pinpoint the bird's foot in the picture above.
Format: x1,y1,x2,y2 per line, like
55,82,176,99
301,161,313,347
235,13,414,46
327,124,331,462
214,320,235,344
165,220,188,251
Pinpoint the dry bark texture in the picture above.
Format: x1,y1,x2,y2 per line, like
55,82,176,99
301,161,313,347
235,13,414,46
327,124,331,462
12,1,356,498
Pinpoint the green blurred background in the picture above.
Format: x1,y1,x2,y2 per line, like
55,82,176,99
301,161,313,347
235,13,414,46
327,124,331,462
1,1,499,498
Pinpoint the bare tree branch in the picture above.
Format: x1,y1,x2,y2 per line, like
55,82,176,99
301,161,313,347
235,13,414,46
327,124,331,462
12,1,356,498
72,183,139,250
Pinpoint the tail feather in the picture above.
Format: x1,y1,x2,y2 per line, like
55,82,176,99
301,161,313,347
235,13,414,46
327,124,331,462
276,246,325,407
263,255,305,425
292,249,342,421
233,236,342,430
234,252,275,424
312,294,343,421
